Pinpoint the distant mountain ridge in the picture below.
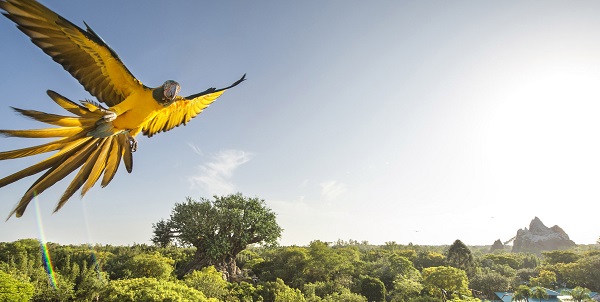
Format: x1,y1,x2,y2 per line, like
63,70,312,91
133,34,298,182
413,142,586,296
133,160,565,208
511,216,575,253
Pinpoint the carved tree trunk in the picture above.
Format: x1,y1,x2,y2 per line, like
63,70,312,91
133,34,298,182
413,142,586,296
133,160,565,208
179,249,211,278
180,249,243,282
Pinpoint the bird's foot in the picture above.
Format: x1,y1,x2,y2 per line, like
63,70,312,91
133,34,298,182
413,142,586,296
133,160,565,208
102,110,117,122
128,135,137,153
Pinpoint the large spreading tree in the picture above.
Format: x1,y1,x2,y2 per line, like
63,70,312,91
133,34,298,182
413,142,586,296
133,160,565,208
151,193,282,280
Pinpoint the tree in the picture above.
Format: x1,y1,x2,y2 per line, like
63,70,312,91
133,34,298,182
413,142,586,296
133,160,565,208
303,280,349,299
469,270,510,300
183,266,229,300
101,277,211,302
372,252,419,290
445,240,473,275
531,286,548,302
254,246,309,287
511,285,531,302
483,254,522,270
559,254,600,291
542,250,581,265
228,281,263,302
422,266,470,300
152,193,282,280
74,261,109,302
128,253,174,280
321,291,367,302
530,270,556,288
414,251,445,270
0,270,34,301
389,275,422,302
259,278,305,302
358,275,385,302
562,286,593,302
304,241,356,283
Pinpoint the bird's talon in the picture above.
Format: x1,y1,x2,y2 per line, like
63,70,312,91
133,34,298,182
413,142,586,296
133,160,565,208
128,136,137,152
103,110,117,122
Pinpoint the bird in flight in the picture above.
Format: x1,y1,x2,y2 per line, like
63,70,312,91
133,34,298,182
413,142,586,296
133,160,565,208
0,0,245,218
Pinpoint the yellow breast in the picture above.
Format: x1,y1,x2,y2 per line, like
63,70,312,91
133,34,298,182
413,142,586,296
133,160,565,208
110,90,163,131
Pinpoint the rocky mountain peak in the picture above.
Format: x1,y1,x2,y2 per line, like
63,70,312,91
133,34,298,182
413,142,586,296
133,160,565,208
511,217,575,254
529,216,547,233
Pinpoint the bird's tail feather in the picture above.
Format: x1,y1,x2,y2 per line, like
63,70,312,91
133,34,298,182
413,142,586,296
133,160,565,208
1,90,133,219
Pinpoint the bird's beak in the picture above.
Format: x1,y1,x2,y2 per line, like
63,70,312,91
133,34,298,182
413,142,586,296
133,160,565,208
164,81,180,101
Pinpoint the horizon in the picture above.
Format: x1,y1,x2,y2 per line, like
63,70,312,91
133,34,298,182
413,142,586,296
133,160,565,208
1,1,600,247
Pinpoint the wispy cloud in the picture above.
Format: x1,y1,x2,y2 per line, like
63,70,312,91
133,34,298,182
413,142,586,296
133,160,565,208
189,149,252,195
187,143,204,156
320,180,347,200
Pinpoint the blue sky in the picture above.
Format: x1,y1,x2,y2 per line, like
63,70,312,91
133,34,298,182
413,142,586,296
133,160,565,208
1,1,600,246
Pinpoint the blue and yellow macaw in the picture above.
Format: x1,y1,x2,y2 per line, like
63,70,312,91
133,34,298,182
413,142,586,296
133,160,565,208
0,0,245,218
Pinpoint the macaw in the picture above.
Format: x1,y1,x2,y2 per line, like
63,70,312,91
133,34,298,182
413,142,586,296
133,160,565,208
0,0,245,218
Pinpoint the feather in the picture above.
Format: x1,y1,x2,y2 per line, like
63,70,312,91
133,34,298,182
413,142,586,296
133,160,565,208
0,137,90,189
0,0,143,106
0,127,83,138
12,107,93,127
101,135,122,187
10,138,99,218
54,139,106,212
82,137,112,196
0,131,90,160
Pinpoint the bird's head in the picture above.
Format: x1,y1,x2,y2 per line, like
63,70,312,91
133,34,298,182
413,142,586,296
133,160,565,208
155,80,180,105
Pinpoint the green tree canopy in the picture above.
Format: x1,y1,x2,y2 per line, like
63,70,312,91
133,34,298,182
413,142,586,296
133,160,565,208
531,286,549,302
151,193,282,280
445,239,474,274
469,270,510,300
259,278,305,302
255,246,309,287
128,253,174,280
530,270,556,288
183,266,229,300
390,275,423,302
562,286,593,302
304,241,357,283
358,275,386,302
512,285,531,302
542,250,581,265
422,266,470,300
559,254,600,291
0,270,34,302
101,277,212,302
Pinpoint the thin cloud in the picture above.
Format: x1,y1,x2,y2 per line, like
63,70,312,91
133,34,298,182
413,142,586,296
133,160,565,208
187,143,204,156
320,180,347,200
189,149,252,195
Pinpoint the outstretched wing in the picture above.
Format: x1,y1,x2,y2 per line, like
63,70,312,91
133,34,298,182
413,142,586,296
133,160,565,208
142,75,246,137
0,0,144,106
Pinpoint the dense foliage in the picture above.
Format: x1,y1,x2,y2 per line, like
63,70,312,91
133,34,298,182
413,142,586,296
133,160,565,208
1,194,598,301
0,238,598,302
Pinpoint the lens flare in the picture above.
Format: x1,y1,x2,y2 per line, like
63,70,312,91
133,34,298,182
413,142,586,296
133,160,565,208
34,195,58,289
81,202,102,279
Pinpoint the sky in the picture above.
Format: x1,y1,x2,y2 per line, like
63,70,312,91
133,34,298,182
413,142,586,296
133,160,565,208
1,1,600,247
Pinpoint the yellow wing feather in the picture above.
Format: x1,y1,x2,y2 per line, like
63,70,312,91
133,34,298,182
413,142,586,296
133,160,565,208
0,0,143,106
1,91,134,219
141,75,245,137
141,91,224,137
82,138,112,196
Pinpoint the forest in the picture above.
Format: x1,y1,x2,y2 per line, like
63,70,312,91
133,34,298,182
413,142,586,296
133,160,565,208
1,194,599,302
